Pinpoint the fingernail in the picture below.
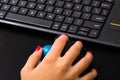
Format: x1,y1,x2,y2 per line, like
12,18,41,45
88,50,93,54
94,67,98,72
78,40,82,43
63,34,68,37
35,45,41,51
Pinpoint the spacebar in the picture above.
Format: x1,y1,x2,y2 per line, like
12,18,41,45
5,13,53,28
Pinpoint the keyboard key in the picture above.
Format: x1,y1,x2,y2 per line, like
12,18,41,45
5,13,53,28
54,8,63,14
79,27,89,32
44,6,54,12
36,4,45,11
82,6,92,12
27,10,37,17
36,11,46,18
9,0,19,5
73,0,81,3
68,25,79,33
73,4,83,11
45,13,55,20
55,15,64,22
74,19,83,26
0,10,6,18
46,0,55,6
88,29,99,38
63,9,72,16
18,8,28,15
27,2,36,9
101,9,109,16
91,15,106,23
106,0,114,3
65,0,71,1
28,0,36,2
81,13,91,20
64,17,74,24
0,3,2,7
83,21,102,30
18,1,27,7
82,0,92,5
52,22,61,30
60,23,69,31
1,4,11,11
1,0,9,4
55,1,64,7
91,1,101,7
10,6,19,13
72,11,81,18
100,2,112,9
77,31,88,36
64,2,73,9
92,8,101,14
37,0,46,4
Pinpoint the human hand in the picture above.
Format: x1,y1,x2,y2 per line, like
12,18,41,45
20,34,97,80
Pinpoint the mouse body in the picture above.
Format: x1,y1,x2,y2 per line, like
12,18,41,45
42,45,52,56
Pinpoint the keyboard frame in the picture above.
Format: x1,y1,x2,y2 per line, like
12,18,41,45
0,0,120,48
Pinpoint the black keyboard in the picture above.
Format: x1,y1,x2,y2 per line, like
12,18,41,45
0,0,114,39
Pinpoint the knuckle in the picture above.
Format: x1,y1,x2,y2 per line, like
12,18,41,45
43,56,57,64
56,60,69,71
43,58,53,64
66,71,75,80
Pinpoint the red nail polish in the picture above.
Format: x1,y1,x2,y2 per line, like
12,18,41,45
94,67,98,72
35,45,41,51
88,50,93,54
64,34,68,37
78,40,82,43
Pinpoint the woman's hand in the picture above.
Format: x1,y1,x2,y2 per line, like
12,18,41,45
20,34,97,80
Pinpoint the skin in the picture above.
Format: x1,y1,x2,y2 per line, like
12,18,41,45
20,34,97,80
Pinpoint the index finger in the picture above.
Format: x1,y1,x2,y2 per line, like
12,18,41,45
46,34,69,58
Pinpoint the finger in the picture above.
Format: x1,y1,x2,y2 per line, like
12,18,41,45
79,68,97,80
62,41,83,65
47,34,69,57
71,51,93,76
23,46,42,70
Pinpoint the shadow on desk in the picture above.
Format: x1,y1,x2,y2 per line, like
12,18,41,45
0,24,120,80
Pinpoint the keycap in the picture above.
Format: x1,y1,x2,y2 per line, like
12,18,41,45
88,29,99,38
83,21,102,30
5,13,53,28
91,15,106,22
0,10,6,18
